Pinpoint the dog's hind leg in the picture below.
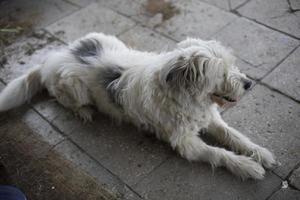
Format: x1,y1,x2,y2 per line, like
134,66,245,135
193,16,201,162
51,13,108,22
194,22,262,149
172,133,265,180
53,75,94,122
207,110,277,169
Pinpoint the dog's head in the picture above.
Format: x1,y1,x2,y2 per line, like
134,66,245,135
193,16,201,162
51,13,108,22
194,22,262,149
160,39,252,107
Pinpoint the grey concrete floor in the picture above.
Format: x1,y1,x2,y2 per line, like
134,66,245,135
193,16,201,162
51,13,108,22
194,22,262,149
0,0,299,199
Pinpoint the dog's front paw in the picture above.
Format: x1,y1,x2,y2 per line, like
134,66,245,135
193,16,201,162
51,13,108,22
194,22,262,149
231,156,265,180
251,147,277,169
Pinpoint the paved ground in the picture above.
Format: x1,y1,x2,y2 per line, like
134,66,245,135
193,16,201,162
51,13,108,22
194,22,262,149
0,0,299,199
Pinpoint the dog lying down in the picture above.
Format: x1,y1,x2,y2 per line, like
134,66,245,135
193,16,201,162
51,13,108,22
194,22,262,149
0,33,277,180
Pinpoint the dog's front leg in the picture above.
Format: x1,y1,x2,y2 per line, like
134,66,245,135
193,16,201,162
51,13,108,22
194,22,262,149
207,111,277,169
170,132,265,180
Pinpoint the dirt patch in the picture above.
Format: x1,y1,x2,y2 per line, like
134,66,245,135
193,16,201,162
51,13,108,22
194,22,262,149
145,0,180,21
23,31,58,56
0,15,33,48
0,111,117,200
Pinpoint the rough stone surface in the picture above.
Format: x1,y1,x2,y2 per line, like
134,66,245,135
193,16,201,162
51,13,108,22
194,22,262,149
153,0,237,41
49,108,173,186
215,18,299,79
269,187,300,200
0,0,79,29
238,0,300,39
67,0,95,7
97,0,144,18
134,157,281,200
53,140,142,200
289,165,300,190
119,25,176,52
200,0,248,10
223,85,300,178
22,109,64,146
46,2,136,43
263,47,300,102
0,113,116,200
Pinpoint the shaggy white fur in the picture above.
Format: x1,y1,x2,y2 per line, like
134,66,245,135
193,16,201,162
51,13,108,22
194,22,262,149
0,33,277,179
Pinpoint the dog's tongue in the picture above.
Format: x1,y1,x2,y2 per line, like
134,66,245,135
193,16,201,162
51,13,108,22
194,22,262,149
211,95,237,108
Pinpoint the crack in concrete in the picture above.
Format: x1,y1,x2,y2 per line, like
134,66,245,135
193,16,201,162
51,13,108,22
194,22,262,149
287,0,300,13
61,0,81,9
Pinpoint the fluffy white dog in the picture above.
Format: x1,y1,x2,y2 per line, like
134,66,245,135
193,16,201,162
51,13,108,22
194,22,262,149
0,33,276,179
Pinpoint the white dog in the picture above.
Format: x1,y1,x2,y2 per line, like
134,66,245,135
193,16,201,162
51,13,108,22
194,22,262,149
0,33,277,179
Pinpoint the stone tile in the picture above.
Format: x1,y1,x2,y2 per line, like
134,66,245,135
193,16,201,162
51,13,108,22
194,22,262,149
200,0,248,10
33,98,65,123
97,0,144,18
222,85,300,178
269,187,300,200
119,25,176,52
263,47,300,102
0,30,63,83
46,2,136,43
67,0,95,7
0,81,5,90
134,157,281,200
290,0,300,10
22,109,64,146
0,0,79,29
153,0,237,41
98,0,236,41
49,110,172,186
214,18,299,79
53,140,142,200
289,165,300,190
237,0,300,39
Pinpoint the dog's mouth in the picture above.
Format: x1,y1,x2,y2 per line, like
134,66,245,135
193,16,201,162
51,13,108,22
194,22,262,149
211,94,238,107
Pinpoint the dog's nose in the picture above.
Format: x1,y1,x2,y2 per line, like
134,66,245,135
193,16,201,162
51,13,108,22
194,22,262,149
243,80,252,90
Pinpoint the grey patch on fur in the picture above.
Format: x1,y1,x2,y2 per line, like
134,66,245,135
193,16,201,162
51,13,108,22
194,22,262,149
166,56,201,88
71,38,102,64
100,66,124,106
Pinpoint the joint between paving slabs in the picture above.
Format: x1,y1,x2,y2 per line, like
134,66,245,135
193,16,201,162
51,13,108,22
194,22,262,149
30,106,144,199
259,45,300,81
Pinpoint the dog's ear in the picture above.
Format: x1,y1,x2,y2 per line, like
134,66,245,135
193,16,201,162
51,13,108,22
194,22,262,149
162,55,208,88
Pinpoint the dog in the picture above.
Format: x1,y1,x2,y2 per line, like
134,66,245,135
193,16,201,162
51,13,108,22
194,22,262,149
0,32,277,179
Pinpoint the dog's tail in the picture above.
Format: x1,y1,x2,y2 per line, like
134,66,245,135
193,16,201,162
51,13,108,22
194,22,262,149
0,66,43,112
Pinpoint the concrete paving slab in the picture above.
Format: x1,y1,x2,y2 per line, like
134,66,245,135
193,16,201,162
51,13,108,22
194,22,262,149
53,140,142,200
33,97,65,123
214,18,299,79
269,187,300,200
98,0,236,41
0,0,79,29
235,58,266,80
289,165,300,190
237,0,300,39
263,46,300,102
46,2,136,43
0,30,63,83
47,108,173,186
153,0,237,41
67,0,95,8
119,25,176,52
222,84,300,178
134,156,281,200
97,0,144,19
200,0,248,10
22,109,65,146
0,114,117,200
290,0,300,9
